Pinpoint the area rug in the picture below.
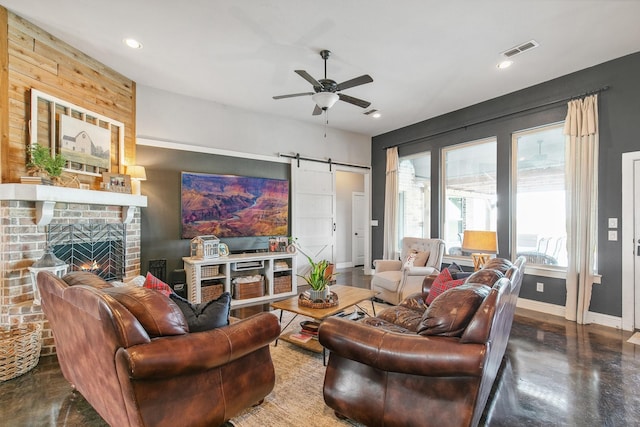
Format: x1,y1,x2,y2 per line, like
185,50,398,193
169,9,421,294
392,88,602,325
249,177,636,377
627,332,640,345
230,305,387,426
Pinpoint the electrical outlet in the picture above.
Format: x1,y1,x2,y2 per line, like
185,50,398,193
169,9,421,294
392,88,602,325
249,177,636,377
536,282,544,292
608,218,618,228
608,230,618,241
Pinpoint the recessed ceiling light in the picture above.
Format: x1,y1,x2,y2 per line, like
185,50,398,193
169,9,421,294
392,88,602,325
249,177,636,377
123,38,143,49
497,60,513,69
371,112,381,118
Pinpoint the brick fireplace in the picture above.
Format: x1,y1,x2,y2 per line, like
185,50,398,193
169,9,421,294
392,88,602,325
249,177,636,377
0,184,147,355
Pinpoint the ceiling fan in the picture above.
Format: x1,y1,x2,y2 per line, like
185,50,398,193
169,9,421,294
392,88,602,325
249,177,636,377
273,49,373,116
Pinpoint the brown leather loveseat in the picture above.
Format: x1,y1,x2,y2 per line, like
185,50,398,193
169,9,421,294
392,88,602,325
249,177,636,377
38,271,281,427
319,257,525,427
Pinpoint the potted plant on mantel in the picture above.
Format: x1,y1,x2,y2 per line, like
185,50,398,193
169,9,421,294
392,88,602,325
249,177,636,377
26,144,66,185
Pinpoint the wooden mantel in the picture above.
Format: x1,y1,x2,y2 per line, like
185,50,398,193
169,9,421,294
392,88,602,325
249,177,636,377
0,184,147,225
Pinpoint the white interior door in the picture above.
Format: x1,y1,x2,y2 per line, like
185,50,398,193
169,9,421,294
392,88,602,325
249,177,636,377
634,159,640,328
352,192,365,266
292,160,336,280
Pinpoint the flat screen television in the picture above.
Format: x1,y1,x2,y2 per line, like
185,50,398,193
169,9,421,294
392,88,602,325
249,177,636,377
181,172,289,242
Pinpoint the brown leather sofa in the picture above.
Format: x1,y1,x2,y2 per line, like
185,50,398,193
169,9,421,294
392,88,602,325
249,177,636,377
319,257,525,427
38,271,281,427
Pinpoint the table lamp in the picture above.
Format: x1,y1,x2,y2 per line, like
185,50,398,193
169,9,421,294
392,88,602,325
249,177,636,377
126,165,146,195
462,230,498,271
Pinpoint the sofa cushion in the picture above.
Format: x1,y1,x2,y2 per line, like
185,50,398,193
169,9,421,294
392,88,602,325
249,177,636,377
426,268,466,305
375,305,424,332
418,283,491,337
103,286,188,337
371,270,402,291
169,292,231,332
361,317,414,334
143,272,173,297
466,269,504,286
63,271,113,289
483,258,513,274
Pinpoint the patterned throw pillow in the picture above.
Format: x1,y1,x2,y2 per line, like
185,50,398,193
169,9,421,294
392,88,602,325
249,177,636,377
426,268,466,305
403,252,418,269
143,272,173,297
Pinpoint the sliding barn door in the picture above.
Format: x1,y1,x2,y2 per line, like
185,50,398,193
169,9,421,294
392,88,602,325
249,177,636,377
292,159,336,281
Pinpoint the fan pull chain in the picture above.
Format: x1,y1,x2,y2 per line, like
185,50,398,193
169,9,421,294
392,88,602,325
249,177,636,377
324,109,329,138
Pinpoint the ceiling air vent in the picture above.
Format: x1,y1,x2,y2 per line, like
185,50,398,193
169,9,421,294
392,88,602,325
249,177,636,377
501,40,539,58
364,109,378,115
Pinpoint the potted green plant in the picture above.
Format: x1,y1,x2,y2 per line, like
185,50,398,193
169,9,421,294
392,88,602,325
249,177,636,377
291,237,334,301
300,257,332,301
26,144,66,183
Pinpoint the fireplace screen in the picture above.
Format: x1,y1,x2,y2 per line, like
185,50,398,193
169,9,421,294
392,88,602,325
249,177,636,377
48,223,126,281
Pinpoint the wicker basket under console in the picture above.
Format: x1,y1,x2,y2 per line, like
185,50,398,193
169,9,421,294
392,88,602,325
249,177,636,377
232,276,265,299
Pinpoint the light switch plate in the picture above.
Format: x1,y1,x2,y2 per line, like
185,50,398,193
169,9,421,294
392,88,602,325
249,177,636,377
608,218,618,228
371,219,379,226
608,230,618,241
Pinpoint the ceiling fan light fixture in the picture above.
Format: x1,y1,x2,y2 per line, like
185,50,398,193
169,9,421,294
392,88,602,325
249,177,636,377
312,92,339,110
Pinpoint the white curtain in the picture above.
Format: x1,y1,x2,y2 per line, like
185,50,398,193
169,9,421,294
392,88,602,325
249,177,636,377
383,147,399,259
564,94,598,323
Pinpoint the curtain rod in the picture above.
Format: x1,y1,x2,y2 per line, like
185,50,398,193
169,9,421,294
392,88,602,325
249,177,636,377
279,153,371,171
381,85,610,151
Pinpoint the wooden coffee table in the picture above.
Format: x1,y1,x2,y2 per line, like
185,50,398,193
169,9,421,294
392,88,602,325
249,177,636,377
271,285,378,365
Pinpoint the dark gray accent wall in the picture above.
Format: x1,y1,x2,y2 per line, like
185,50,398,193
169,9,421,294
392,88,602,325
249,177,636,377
137,145,290,279
371,51,640,317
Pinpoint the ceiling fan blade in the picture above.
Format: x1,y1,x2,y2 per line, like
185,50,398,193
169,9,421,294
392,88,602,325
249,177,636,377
338,93,371,109
312,105,323,116
273,92,314,100
295,70,322,87
336,74,373,91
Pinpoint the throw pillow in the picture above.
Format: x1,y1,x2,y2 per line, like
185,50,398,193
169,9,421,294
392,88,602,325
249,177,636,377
169,292,231,332
144,272,173,297
413,251,430,267
426,268,466,305
103,286,189,337
446,262,473,279
417,283,491,337
403,251,418,269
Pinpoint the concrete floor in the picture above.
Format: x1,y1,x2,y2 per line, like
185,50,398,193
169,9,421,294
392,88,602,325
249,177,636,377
2,267,639,426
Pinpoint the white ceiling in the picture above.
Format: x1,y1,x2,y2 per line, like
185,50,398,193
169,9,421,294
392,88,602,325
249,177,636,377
2,0,640,137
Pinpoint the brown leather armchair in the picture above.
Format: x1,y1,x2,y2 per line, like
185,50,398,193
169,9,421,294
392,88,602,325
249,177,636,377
38,271,281,427
319,257,525,427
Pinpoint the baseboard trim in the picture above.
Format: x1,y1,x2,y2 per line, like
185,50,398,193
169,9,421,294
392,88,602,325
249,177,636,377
584,311,624,330
517,298,624,330
517,298,566,317
336,262,353,269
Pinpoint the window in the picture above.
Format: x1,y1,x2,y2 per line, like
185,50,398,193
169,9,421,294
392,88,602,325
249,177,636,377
398,153,431,248
442,138,497,255
513,123,567,267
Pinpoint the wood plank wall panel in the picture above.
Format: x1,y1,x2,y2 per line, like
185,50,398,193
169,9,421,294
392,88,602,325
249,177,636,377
0,9,9,182
1,9,136,183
